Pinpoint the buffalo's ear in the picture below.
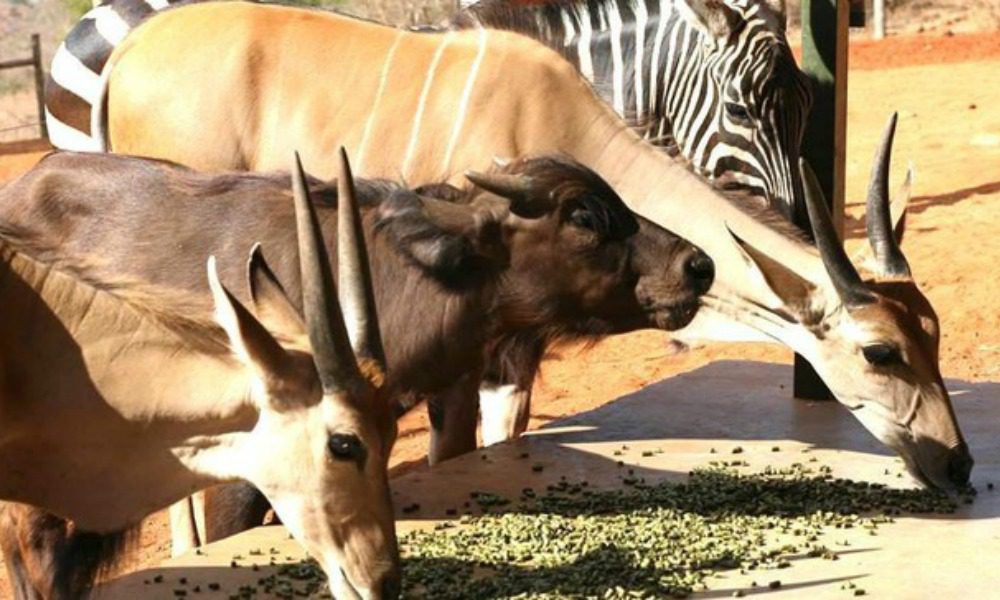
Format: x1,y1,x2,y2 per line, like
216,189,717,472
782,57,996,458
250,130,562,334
464,170,553,219
376,189,509,283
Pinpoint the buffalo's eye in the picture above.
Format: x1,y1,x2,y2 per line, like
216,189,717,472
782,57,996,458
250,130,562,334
725,102,752,124
569,207,597,232
862,343,903,367
327,433,367,465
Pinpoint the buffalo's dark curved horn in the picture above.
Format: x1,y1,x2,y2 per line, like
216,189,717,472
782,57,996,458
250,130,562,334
291,151,362,392
464,171,532,200
800,159,875,308
866,112,912,278
335,147,386,372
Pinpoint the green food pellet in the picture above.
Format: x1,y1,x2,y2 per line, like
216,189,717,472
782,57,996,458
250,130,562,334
731,447,744,454
769,581,782,589
854,590,866,597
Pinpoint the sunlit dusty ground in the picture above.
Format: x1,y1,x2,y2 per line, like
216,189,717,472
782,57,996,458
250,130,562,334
1,31,998,599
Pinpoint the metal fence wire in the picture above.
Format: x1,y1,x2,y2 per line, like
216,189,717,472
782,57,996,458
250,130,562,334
0,33,47,144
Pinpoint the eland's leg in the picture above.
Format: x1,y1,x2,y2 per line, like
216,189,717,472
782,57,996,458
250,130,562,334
479,339,545,446
0,503,43,600
428,372,481,465
0,503,73,599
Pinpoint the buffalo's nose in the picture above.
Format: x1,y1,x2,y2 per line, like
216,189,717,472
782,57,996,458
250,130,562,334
947,442,974,488
684,250,715,294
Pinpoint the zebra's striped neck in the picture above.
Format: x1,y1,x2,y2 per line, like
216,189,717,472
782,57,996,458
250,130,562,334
459,0,811,219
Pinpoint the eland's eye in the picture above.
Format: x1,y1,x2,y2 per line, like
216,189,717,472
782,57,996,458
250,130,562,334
862,344,902,367
725,102,752,124
327,433,367,464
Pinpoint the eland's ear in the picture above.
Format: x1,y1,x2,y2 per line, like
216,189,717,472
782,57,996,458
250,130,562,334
728,228,821,321
682,0,743,43
891,164,913,245
247,244,306,339
208,255,291,378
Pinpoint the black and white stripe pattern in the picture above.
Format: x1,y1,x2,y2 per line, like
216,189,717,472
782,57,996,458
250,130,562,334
454,0,813,219
44,0,190,151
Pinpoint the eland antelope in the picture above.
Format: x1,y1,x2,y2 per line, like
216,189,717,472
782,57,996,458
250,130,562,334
0,149,712,552
0,152,401,599
43,0,972,492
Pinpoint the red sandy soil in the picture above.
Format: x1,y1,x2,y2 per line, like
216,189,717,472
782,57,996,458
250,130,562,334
0,31,998,597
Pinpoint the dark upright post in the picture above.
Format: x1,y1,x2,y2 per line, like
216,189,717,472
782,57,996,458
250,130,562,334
31,34,48,140
795,0,849,400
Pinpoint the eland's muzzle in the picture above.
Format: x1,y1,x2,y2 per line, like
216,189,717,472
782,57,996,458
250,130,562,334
947,442,974,488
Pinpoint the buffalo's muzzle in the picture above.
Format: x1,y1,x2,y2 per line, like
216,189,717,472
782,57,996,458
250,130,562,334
683,249,715,295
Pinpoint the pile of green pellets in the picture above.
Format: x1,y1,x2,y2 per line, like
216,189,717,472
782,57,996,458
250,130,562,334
397,463,964,599
218,462,968,599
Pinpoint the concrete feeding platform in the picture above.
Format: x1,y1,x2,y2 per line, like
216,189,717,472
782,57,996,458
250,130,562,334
100,361,1000,598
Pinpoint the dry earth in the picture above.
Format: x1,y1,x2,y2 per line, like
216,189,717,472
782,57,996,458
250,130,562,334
0,30,998,598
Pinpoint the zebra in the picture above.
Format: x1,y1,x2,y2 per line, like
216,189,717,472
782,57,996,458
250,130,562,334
43,0,192,153
452,0,814,222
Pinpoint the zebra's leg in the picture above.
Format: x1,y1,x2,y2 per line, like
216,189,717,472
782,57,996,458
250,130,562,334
480,338,545,446
427,371,481,466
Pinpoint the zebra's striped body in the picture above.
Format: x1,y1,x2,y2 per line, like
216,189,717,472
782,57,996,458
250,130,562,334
454,0,813,220
44,0,192,152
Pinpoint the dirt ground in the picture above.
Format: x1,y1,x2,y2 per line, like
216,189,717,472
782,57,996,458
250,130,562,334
0,30,998,597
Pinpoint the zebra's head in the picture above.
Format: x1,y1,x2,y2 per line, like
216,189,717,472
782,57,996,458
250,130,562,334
680,0,813,220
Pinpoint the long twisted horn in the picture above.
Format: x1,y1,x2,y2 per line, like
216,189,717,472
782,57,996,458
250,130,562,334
335,147,386,373
800,159,875,308
866,112,912,278
291,152,363,392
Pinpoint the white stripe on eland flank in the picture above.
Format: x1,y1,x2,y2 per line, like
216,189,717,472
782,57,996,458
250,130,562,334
45,109,102,152
402,32,454,177
91,6,130,45
442,28,489,175
633,0,648,122
608,1,625,115
356,30,405,173
577,9,594,81
50,43,102,105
